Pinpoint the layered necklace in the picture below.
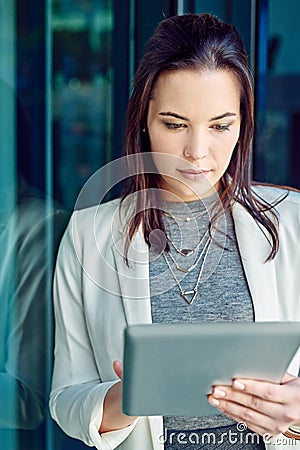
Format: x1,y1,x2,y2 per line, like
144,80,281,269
163,208,207,223
162,205,214,305
165,228,210,271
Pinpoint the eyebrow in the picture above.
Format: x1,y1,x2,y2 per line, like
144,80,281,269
158,111,190,121
158,111,237,122
209,112,237,121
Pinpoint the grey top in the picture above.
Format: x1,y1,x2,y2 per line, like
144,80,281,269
149,194,254,430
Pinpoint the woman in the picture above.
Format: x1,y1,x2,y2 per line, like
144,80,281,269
49,13,300,450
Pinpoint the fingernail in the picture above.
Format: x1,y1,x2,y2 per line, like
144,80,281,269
233,380,245,390
213,388,226,398
209,397,220,406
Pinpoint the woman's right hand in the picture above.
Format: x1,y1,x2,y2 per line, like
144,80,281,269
113,360,123,380
99,360,137,434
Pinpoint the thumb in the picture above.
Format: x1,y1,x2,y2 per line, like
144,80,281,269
113,360,123,380
281,372,297,384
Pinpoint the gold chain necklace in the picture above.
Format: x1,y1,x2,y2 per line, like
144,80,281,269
166,228,209,257
166,232,211,273
163,208,207,222
162,231,214,305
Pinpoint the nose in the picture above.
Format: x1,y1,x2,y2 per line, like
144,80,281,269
183,129,210,160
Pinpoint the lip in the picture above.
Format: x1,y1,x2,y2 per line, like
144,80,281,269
177,168,212,180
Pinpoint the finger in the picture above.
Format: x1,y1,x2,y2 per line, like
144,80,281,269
232,375,300,406
208,394,289,437
231,378,286,404
113,360,123,379
281,372,297,383
210,386,284,419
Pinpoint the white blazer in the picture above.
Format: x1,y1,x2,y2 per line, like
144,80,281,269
49,185,300,450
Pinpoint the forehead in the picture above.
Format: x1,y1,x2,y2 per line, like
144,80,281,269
150,69,241,118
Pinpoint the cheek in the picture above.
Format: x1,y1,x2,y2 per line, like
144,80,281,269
148,130,175,175
149,128,181,156
213,135,239,170
151,151,172,177
148,126,161,152
149,135,166,154
222,144,236,165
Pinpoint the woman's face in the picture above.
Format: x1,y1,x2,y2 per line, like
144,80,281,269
147,69,241,201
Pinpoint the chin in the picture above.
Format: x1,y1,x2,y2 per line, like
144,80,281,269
185,183,217,200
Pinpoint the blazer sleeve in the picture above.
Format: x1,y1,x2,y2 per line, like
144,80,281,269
49,213,138,449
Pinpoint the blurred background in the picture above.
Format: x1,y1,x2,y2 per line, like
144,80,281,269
0,0,299,449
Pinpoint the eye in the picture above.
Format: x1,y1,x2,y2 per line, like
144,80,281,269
164,122,187,130
210,123,231,132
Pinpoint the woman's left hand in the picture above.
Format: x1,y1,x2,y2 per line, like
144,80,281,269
207,372,300,437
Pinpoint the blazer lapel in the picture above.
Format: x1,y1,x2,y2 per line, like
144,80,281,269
232,202,281,321
112,228,152,326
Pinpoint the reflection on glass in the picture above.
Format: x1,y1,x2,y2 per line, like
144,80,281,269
264,0,300,187
1,1,114,448
0,80,69,449
52,0,113,209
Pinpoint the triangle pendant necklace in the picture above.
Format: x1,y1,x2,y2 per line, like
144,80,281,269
180,289,198,305
162,230,213,305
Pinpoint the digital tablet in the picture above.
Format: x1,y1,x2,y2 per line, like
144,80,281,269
122,322,300,417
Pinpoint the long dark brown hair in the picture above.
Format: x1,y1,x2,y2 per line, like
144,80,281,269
121,13,284,262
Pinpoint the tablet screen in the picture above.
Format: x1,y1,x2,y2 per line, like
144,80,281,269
122,322,300,416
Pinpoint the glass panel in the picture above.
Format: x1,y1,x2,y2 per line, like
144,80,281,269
1,0,113,449
194,0,229,19
263,0,300,187
0,2,18,449
194,0,253,63
52,0,113,210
